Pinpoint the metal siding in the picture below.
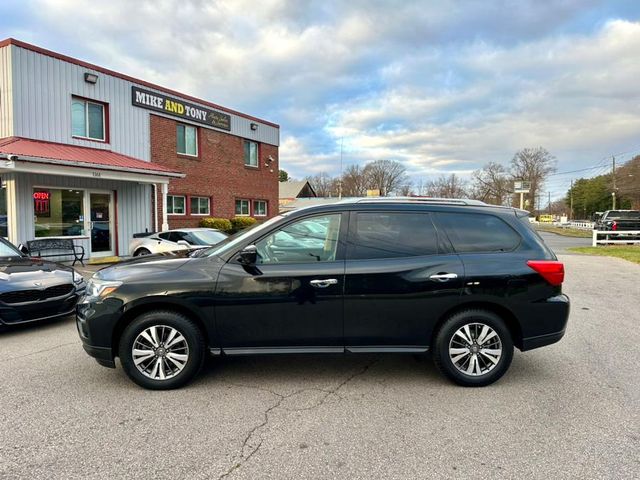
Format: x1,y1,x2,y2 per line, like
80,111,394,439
0,45,14,138
10,45,279,154
12,172,151,259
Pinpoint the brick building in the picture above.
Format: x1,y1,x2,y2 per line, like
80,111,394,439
0,38,279,259
150,115,279,229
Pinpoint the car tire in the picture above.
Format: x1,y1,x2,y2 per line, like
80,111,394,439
134,248,151,256
119,310,205,390
433,310,513,387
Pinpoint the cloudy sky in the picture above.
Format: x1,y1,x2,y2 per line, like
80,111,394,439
2,0,640,198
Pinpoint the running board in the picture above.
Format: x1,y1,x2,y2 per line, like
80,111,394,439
221,346,343,355
346,346,429,353
211,346,429,356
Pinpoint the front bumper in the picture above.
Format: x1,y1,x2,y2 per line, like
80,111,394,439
82,344,115,368
76,297,122,369
0,292,81,326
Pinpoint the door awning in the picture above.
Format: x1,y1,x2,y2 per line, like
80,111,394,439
0,137,184,183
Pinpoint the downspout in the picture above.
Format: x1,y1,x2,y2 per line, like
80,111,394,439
152,183,158,233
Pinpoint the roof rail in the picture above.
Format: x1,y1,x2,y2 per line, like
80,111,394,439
354,197,487,206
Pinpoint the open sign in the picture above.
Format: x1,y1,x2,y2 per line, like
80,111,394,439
33,191,50,200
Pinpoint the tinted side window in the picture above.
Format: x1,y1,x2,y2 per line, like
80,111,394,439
437,212,520,253
347,212,438,260
255,214,342,264
157,232,171,241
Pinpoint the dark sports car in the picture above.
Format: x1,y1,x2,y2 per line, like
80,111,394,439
0,238,86,327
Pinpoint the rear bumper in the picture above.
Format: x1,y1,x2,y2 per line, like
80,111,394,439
521,329,566,351
520,293,570,351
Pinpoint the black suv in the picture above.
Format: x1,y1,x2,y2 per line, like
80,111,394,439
77,199,569,389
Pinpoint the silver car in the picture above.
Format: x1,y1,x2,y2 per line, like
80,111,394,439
129,228,228,256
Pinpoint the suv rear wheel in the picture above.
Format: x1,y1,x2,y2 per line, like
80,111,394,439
119,311,205,390
434,310,513,387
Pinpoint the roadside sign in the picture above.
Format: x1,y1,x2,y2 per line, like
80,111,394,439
514,181,531,193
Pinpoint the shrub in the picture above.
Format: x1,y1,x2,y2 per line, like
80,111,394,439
230,216,258,231
198,217,233,232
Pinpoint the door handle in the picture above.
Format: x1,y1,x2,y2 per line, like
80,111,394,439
309,279,338,288
429,273,458,282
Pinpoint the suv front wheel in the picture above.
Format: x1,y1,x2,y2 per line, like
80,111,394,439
119,311,205,390
434,310,514,387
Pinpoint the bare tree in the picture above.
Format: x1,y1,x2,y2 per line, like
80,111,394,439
363,160,407,196
341,164,368,197
510,147,556,210
399,181,414,196
470,162,512,205
616,155,640,209
424,174,467,198
306,173,339,197
413,178,427,196
549,199,568,216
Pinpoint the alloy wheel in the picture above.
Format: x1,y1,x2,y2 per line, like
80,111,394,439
448,322,502,376
132,325,189,380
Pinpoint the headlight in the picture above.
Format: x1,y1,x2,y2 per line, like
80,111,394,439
85,279,122,300
72,271,85,284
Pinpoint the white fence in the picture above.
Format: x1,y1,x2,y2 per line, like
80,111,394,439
548,220,595,230
592,230,640,247
567,221,595,230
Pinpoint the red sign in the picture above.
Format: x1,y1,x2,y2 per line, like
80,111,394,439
33,191,50,216
33,191,50,200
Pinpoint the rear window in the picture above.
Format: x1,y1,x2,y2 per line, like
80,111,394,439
436,212,521,253
347,212,438,260
606,211,640,219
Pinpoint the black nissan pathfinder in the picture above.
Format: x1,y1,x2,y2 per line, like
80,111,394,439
77,198,569,389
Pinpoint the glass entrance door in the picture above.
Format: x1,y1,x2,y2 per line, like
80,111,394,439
89,192,114,256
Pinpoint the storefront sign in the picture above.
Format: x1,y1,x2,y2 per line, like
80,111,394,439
33,191,50,201
131,86,231,131
33,190,50,216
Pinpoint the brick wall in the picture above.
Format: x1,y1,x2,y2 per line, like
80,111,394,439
150,114,279,229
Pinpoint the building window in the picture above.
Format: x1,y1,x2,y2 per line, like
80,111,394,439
34,189,84,237
167,195,186,215
71,97,106,141
190,196,210,215
244,140,258,167
254,200,267,217
177,124,198,156
235,199,250,216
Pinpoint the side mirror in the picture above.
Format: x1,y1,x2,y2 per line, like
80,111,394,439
17,244,29,256
177,240,190,247
236,245,257,265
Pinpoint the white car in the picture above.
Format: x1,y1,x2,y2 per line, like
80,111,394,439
129,228,228,257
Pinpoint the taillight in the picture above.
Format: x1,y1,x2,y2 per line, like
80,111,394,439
526,260,564,286
612,221,618,231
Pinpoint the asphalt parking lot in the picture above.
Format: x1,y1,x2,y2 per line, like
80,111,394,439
1,245,639,479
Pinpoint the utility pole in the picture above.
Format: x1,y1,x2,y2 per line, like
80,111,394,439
338,137,343,200
612,156,616,209
569,179,573,220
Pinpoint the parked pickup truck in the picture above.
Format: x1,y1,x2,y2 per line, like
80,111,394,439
594,210,640,232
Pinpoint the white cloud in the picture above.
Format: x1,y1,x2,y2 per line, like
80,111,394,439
3,1,640,194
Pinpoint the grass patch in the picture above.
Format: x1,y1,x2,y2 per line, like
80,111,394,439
536,225,592,238
568,246,640,264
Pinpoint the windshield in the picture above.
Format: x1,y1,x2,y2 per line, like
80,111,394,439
0,239,21,258
607,211,640,219
198,215,286,257
189,230,228,245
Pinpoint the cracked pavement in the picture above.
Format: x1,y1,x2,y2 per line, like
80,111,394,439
1,254,639,479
